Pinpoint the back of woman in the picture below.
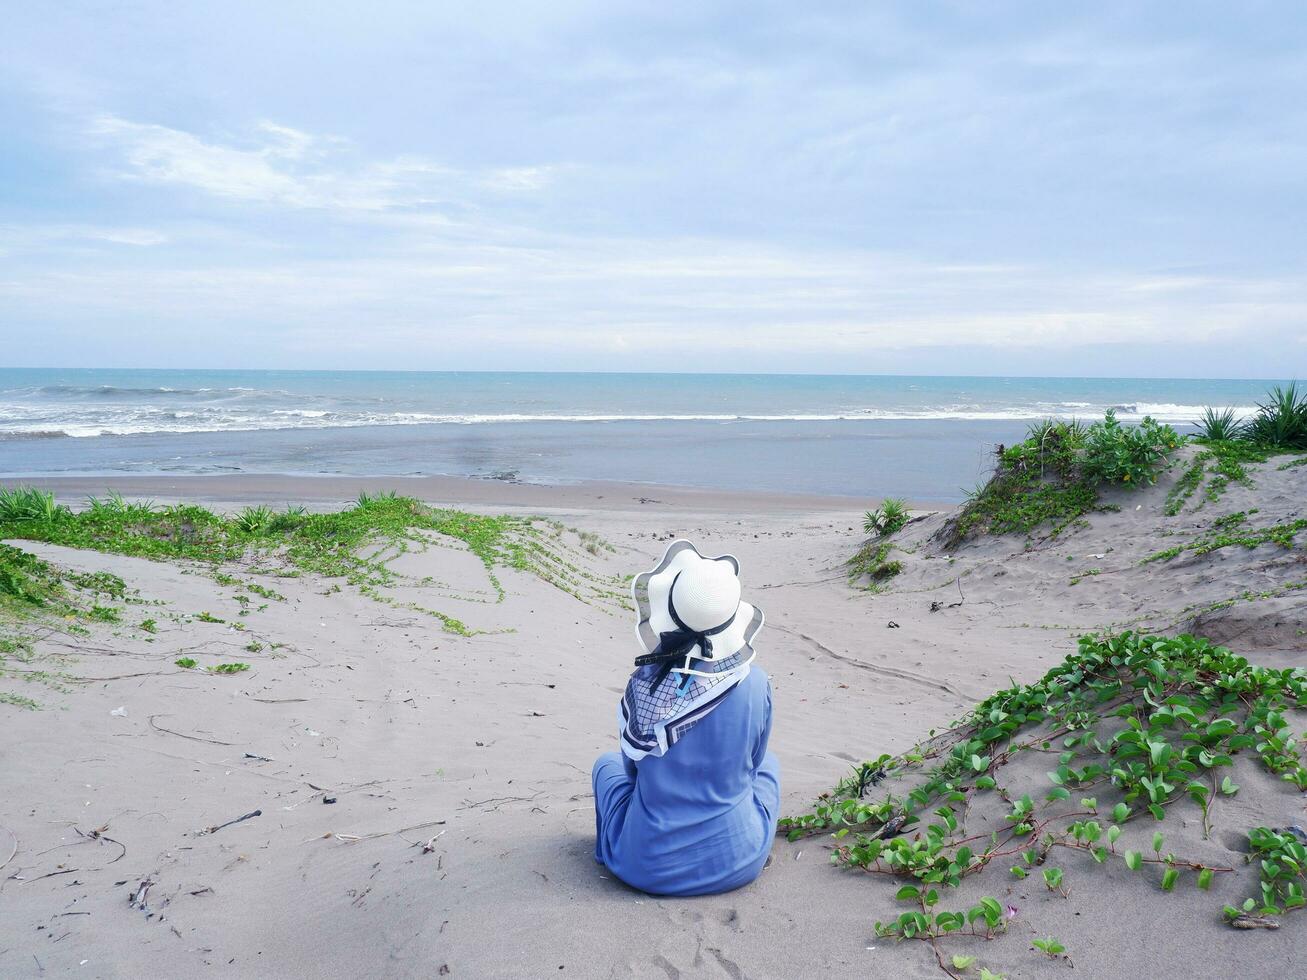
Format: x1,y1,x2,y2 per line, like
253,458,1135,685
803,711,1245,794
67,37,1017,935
591,540,781,897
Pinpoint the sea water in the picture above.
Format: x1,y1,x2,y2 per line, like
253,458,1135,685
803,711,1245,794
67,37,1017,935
0,369,1284,501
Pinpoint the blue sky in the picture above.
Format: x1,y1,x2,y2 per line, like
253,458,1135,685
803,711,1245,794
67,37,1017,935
1,2,1304,376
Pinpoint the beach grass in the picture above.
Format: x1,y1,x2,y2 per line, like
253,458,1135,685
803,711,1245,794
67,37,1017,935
1241,382,1307,449
1192,383,1307,449
864,497,909,537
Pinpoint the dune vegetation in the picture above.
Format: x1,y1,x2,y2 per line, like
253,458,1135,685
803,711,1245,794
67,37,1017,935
0,488,623,707
923,383,1307,551
941,411,1182,548
782,631,1307,977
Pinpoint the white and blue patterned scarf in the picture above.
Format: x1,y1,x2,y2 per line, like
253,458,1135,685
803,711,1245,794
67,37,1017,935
618,651,752,760
621,540,764,761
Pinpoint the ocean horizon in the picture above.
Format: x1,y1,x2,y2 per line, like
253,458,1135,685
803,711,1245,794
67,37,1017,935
0,368,1291,501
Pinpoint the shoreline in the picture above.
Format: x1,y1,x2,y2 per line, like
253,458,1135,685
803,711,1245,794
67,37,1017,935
0,471,942,515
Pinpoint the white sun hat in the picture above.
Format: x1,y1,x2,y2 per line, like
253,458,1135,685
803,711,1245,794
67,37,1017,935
633,539,764,676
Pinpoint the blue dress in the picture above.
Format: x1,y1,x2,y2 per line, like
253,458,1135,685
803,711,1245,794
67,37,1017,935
592,667,781,896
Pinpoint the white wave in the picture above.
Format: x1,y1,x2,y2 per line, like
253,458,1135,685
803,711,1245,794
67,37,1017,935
0,398,1265,438
1129,402,1258,420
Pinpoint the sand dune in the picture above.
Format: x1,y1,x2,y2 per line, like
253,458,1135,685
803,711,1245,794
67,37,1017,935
1,456,1304,978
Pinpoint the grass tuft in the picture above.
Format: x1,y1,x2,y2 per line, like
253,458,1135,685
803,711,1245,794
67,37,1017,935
864,497,908,537
1243,382,1307,449
0,486,68,523
1194,407,1242,442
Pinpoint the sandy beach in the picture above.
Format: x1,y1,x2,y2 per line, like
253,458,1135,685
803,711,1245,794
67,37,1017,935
2,450,1304,979
7,2,1306,975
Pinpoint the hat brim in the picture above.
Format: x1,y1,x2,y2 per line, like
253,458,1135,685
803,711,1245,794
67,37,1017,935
633,539,763,662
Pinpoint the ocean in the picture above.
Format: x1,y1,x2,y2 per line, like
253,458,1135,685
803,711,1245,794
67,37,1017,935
0,369,1284,502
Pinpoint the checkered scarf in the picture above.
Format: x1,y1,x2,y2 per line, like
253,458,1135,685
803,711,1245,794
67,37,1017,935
618,650,751,761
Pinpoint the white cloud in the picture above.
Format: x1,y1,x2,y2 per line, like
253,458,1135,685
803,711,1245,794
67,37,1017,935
3,1,1301,377
0,222,169,254
88,115,554,213
3,233,1301,365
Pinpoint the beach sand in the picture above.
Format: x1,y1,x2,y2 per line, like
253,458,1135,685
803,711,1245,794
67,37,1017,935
1,458,1304,978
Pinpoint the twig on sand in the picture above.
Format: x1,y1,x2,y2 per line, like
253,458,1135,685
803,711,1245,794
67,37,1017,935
75,825,127,864
22,868,78,884
309,819,446,846
459,792,543,812
149,714,235,746
200,810,262,836
930,576,966,613
0,828,17,872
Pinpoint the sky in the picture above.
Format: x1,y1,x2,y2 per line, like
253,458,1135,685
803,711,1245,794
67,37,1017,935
1,2,1304,377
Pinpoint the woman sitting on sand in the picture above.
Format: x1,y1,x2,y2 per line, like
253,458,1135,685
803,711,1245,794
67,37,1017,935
592,540,780,896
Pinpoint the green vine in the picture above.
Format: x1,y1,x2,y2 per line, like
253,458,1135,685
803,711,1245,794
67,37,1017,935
781,631,1307,976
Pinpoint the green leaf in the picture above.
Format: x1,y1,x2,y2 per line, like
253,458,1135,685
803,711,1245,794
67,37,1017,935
1198,868,1214,890
1147,739,1172,767
1045,787,1070,802
895,885,919,901
1221,776,1239,796
952,955,976,970
1112,803,1130,822
1161,868,1179,892
1124,850,1142,871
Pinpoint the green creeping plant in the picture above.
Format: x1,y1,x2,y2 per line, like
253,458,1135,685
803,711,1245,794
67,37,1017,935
783,630,1307,964
0,491,624,636
1032,937,1066,958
